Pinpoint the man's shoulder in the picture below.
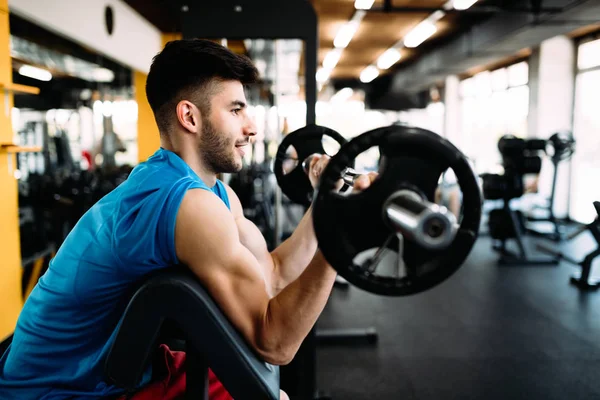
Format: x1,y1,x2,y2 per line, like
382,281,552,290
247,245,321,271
220,182,243,218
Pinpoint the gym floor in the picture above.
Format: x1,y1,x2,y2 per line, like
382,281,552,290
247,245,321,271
315,232,600,400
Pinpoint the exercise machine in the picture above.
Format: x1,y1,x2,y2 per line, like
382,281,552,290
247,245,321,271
481,135,560,265
537,202,600,290
105,269,280,400
526,132,576,241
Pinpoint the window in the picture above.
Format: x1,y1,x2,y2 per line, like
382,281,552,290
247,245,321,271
507,62,529,87
577,38,600,70
570,68,600,222
459,61,529,174
491,68,508,92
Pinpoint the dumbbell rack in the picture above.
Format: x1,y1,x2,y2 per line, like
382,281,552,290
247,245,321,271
537,201,600,290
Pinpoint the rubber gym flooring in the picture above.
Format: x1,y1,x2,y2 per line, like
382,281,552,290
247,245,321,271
315,232,600,400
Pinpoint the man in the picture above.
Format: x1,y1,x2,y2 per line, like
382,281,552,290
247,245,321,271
0,39,375,399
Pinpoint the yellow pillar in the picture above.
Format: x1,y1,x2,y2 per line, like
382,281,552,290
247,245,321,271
162,33,182,47
0,0,23,341
135,33,183,163
135,71,160,163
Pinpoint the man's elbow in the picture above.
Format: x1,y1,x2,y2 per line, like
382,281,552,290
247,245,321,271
254,324,298,365
255,343,296,366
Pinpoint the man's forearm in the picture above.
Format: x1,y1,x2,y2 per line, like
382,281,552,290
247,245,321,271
270,206,320,289
260,251,336,364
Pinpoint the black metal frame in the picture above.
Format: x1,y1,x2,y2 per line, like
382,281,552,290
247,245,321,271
537,202,600,290
526,156,569,242
492,199,560,266
104,269,280,400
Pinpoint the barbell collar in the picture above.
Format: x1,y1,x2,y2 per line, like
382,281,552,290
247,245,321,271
383,190,457,250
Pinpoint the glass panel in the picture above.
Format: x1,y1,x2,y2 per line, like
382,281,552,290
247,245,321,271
506,86,529,126
570,69,600,222
460,96,501,174
459,81,529,174
577,38,600,70
507,61,529,87
491,68,508,92
474,71,492,98
459,77,475,98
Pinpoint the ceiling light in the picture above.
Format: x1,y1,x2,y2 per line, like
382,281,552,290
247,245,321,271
428,10,446,23
377,48,402,70
332,87,354,102
334,21,360,49
360,66,379,83
351,10,367,23
18,65,52,81
404,20,437,48
92,68,115,83
453,0,478,10
354,0,375,10
323,48,343,70
316,67,331,83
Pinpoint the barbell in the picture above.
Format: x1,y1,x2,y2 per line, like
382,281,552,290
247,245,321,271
275,124,482,296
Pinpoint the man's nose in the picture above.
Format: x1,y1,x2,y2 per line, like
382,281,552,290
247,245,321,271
244,114,257,137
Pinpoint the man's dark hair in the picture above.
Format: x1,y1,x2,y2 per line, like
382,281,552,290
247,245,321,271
146,39,259,133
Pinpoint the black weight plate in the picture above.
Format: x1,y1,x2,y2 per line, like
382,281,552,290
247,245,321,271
313,125,482,296
274,124,347,206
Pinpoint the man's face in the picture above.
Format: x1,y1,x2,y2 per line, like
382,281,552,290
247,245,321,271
199,80,255,174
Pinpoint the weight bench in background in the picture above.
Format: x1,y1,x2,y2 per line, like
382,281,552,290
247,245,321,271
104,269,280,399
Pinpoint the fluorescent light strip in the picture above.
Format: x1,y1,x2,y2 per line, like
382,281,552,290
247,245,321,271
319,9,367,83
403,20,438,48
350,10,367,24
360,65,379,83
19,65,52,81
332,87,354,102
365,1,478,81
428,10,446,23
316,67,331,83
334,21,360,49
354,0,375,10
323,48,343,70
377,48,402,70
452,0,478,10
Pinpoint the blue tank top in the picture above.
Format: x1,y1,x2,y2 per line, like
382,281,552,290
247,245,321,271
0,148,230,399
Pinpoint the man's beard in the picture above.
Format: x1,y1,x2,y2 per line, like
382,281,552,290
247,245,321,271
199,117,243,174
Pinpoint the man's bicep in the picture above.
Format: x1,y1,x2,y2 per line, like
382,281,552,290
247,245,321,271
224,184,277,290
175,189,270,349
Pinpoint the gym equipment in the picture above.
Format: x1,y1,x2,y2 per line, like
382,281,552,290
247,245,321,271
105,268,280,399
526,131,576,241
313,124,481,297
274,124,348,207
537,201,600,290
273,125,376,399
481,135,559,266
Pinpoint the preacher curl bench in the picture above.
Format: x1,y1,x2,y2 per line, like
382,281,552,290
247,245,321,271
104,268,280,399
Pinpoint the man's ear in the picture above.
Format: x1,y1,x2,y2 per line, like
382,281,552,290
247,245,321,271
176,100,201,133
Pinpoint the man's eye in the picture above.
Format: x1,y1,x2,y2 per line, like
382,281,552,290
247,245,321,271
232,108,241,115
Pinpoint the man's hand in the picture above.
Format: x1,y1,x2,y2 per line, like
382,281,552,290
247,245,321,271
307,153,378,192
307,153,330,190
351,172,378,192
